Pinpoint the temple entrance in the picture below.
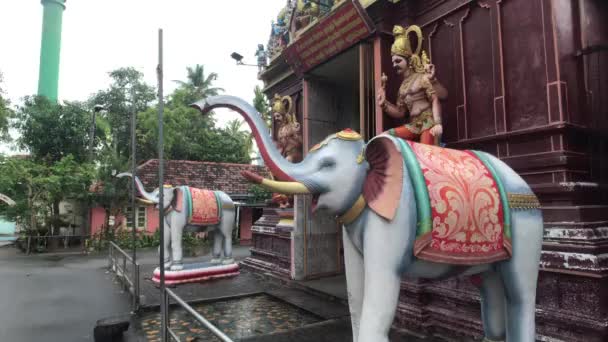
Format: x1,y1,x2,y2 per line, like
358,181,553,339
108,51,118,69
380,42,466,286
292,43,375,282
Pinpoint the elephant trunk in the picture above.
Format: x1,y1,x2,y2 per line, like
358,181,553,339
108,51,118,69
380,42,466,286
191,95,310,182
116,172,159,203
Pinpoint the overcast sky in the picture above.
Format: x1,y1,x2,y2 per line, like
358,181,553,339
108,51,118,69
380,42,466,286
0,0,286,153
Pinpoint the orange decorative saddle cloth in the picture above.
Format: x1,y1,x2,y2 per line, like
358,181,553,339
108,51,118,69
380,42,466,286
175,187,221,225
399,141,512,265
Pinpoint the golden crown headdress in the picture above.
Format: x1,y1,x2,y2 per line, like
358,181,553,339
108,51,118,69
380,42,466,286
391,25,431,73
390,25,423,57
272,94,298,124
272,94,290,114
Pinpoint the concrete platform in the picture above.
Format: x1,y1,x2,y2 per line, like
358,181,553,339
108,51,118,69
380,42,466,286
299,275,347,301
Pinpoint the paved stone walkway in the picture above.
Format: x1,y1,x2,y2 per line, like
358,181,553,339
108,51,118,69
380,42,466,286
0,246,131,342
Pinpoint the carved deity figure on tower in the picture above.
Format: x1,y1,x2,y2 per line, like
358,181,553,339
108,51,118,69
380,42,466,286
272,94,303,163
255,44,268,73
377,25,448,145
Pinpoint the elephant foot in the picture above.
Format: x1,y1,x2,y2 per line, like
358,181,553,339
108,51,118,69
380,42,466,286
163,260,172,270
222,258,235,265
210,258,222,265
170,262,184,271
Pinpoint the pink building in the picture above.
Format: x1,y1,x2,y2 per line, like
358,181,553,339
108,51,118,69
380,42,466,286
89,159,270,244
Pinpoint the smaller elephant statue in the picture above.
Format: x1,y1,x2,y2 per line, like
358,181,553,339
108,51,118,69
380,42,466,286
117,173,236,271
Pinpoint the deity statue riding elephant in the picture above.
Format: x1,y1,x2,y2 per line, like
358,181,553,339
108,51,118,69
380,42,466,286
117,173,236,271
191,95,544,342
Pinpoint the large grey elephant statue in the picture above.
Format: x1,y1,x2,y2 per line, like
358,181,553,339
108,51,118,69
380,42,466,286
191,95,544,342
117,173,236,271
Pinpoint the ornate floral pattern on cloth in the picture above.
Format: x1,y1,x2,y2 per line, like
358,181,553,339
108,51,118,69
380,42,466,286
186,187,221,226
399,140,512,265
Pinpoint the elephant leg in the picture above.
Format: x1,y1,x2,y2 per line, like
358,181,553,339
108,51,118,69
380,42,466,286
210,230,223,264
479,271,506,341
357,229,405,342
221,233,234,265
169,214,186,271
221,209,236,264
342,229,364,342
498,210,543,342
162,219,172,270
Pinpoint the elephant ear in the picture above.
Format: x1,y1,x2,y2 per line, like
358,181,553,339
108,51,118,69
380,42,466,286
363,136,403,221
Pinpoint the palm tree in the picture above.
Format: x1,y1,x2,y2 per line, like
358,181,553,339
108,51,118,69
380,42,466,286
173,64,224,100
225,119,254,162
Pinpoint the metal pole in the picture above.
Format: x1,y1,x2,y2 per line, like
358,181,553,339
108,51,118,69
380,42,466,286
156,28,168,342
87,105,104,238
166,288,234,342
88,110,96,161
130,85,138,311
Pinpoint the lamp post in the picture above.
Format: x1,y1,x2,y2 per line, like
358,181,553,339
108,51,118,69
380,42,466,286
130,86,138,311
230,52,258,67
89,104,105,161
85,104,104,239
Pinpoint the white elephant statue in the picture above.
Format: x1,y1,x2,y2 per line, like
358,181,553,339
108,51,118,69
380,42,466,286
192,95,544,342
117,173,236,271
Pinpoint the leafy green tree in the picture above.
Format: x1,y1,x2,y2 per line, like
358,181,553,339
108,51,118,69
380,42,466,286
11,96,101,235
0,72,12,141
13,96,103,164
89,67,155,160
137,105,250,163
225,118,253,160
137,65,250,163
0,155,94,236
253,85,272,129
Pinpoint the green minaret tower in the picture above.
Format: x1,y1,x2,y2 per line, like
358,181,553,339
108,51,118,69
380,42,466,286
37,0,67,102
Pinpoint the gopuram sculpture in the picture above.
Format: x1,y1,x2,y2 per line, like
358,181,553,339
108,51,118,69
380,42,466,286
269,94,303,209
255,44,268,73
267,3,293,58
377,25,448,145
272,94,303,163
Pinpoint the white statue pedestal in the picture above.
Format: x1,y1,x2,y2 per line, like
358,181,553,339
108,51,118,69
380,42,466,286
152,262,239,285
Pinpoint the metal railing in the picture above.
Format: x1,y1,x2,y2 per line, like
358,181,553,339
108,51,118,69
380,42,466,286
164,287,234,342
108,241,140,311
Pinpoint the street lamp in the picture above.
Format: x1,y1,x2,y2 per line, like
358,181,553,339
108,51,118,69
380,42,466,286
89,104,105,160
230,52,257,67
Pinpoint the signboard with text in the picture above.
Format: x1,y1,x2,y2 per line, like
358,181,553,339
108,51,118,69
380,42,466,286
283,0,375,76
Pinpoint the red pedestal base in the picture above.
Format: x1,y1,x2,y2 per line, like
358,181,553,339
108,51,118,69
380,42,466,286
152,262,239,285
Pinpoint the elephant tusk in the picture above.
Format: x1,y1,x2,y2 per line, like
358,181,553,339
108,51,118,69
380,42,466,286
242,170,310,194
136,198,155,205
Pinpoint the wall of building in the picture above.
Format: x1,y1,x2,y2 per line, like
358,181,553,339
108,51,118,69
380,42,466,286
381,0,608,340
238,207,253,245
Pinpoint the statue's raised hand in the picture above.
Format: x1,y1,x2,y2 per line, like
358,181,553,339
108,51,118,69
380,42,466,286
377,87,386,108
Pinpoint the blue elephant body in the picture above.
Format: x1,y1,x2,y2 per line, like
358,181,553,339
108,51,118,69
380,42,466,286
192,95,544,342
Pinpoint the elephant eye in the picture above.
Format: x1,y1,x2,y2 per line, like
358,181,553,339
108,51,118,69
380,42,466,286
319,158,336,170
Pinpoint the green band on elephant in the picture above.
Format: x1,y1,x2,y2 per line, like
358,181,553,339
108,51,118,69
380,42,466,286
213,191,223,219
396,138,432,236
471,151,512,240
183,186,193,219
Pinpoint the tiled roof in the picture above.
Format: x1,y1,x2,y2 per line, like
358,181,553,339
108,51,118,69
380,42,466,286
135,159,271,195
